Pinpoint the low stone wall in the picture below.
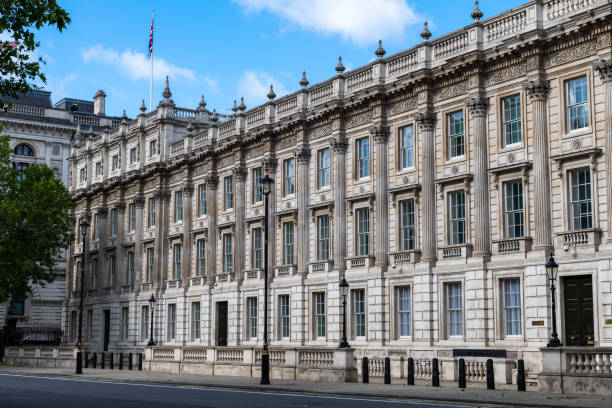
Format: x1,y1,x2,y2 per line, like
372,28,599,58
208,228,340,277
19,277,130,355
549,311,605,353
3,346,76,368
145,346,357,383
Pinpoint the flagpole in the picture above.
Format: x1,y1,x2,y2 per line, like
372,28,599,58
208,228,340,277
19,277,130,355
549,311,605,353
149,9,154,112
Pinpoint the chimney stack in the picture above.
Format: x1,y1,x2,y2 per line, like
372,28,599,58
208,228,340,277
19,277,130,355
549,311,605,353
93,90,106,116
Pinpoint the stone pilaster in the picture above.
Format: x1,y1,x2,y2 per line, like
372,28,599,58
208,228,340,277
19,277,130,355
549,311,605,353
232,167,247,280
466,96,490,257
182,183,194,284
594,58,612,242
115,199,126,287
523,79,552,251
261,155,278,274
415,112,437,261
205,174,219,283
134,195,145,287
154,188,170,285
295,147,311,274
97,206,108,292
371,125,390,266
330,135,348,271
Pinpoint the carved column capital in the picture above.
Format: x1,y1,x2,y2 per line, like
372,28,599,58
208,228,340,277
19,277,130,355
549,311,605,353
97,206,108,217
115,201,126,213
232,166,247,182
260,155,278,172
465,96,488,117
523,78,550,101
182,183,194,195
329,136,348,153
369,125,390,144
204,174,219,190
154,189,171,202
593,58,612,82
295,147,311,164
414,111,436,131
134,196,146,208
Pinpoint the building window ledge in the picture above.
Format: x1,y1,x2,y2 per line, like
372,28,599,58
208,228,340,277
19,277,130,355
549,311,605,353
274,265,296,277
189,277,205,286
555,229,601,250
492,237,532,255
165,280,181,290
244,269,263,280
308,260,333,273
438,244,472,260
346,255,375,269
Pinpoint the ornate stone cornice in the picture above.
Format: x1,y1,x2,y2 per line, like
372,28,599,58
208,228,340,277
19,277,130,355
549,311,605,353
369,125,390,144
329,136,348,153
465,96,488,117
204,174,219,190
295,147,311,164
593,58,612,82
523,78,550,101
414,112,436,131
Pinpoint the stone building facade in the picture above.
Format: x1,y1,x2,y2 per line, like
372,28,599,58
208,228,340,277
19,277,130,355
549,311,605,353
67,0,612,374
0,89,120,330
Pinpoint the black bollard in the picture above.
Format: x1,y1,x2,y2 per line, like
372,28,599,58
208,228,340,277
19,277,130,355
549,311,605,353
517,359,526,392
407,358,414,385
129,353,133,370
138,353,143,371
92,353,97,369
109,353,114,370
362,357,369,384
432,358,440,387
84,352,89,369
486,359,495,390
119,353,123,370
100,353,105,369
458,358,466,388
384,357,391,384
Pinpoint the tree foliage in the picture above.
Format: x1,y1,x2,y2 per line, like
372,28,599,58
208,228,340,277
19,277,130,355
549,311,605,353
0,0,70,105
0,130,74,302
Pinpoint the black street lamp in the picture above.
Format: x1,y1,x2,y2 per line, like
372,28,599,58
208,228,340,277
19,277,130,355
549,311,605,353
260,169,274,385
545,255,561,347
339,277,350,348
76,217,89,375
147,294,156,346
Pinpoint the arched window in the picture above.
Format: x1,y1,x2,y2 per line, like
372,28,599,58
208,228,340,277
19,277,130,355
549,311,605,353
14,144,34,157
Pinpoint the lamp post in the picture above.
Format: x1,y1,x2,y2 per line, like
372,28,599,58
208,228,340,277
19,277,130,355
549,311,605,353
545,255,561,347
76,217,89,374
339,277,350,348
147,294,156,346
259,169,274,385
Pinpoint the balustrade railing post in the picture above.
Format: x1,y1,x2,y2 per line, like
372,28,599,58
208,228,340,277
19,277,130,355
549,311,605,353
384,357,391,384
362,357,369,383
517,359,526,391
486,359,495,390
458,358,466,388
138,353,143,371
407,357,414,385
432,358,440,387
129,353,133,370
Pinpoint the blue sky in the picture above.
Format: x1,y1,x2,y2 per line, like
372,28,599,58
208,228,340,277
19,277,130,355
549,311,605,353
34,0,525,118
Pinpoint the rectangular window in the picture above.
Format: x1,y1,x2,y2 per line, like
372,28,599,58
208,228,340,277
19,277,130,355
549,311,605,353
352,289,366,338
317,148,330,189
112,154,119,171
317,215,330,260
108,255,115,287
279,295,290,339
147,248,155,282
149,139,158,157
91,258,98,289
141,306,149,341
283,158,295,196
173,243,182,279
252,228,262,269
127,252,134,285
111,208,117,237
174,191,183,222
197,239,206,277
447,111,465,159
130,147,138,164
446,283,463,337
87,310,93,340
121,307,129,341
70,311,77,341
167,304,176,340
399,199,415,251
569,168,592,230
314,292,326,338
224,176,234,210
148,198,156,228
247,297,258,340
198,184,207,216
503,279,522,337
252,167,263,203
94,213,100,240
128,203,135,232
504,180,524,238
357,137,370,178
95,161,102,176
502,95,522,146
399,125,415,170
566,76,589,131
356,208,370,256
448,191,466,245
192,302,201,340
397,286,411,337
283,222,294,265
80,167,86,182
223,234,233,273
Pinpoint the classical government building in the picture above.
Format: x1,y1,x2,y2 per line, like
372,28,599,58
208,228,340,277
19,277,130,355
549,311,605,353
0,90,120,332
66,0,612,377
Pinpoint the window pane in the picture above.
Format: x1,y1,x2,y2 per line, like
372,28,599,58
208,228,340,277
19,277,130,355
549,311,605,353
353,289,366,338
318,149,330,188
317,215,330,260
400,200,415,250
447,283,462,337
284,158,295,196
356,209,370,256
399,125,414,169
448,191,466,244
252,228,262,269
279,295,290,339
504,180,524,238
504,279,522,336
502,95,522,145
283,223,294,264
358,138,370,178
566,76,589,131
447,111,464,159
569,168,592,230
314,292,326,338
397,287,411,337
253,167,263,203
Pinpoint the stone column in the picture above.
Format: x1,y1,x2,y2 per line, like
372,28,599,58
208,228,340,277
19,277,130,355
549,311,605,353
466,96,490,257
154,188,170,286
524,79,552,251
295,147,311,274
371,126,390,266
205,175,219,283
330,136,348,271
415,112,437,261
232,167,247,280
261,155,278,272
97,206,108,292
116,200,126,287
134,195,145,287
594,59,612,242
182,183,193,284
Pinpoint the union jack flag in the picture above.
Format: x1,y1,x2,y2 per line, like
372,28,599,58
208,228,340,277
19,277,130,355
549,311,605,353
0,42,18,50
148,14,154,58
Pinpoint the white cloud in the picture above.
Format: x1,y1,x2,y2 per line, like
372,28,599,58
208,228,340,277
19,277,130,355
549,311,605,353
234,0,421,44
203,75,220,93
236,70,288,108
81,45,196,82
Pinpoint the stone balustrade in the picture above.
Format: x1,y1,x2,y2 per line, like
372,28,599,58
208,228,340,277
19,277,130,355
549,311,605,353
3,346,77,368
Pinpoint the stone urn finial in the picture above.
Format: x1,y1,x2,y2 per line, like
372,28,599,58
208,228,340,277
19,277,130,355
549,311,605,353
375,40,386,59
471,0,483,21
335,56,345,74
421,22,432,41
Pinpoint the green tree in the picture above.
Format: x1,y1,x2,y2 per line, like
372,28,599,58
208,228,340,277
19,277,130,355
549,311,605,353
0,130,74,302
0,0,70,105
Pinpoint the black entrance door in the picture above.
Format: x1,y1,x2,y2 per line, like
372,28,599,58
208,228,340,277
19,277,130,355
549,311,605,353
564,275,594,346
216,302,228,346
103,310,110,351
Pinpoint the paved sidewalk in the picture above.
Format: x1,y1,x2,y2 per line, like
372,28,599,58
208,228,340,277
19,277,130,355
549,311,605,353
1,366,611,408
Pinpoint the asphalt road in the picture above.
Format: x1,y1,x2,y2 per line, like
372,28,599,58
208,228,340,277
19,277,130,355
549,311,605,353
0,373,491,408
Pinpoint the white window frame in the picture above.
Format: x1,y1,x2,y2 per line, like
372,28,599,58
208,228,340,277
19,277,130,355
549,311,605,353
313,291,326,339
352,289,366,339
223,233,233,273
191,302,201,341
396,286,412,339
173,243,182,279
317,214,330,260
278,294,290,340
356,137,370,179
355,208,370,256
317,148,330,189
398,125,415,170
283,158,295,197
